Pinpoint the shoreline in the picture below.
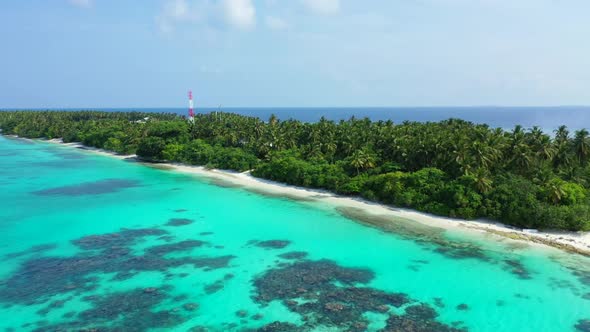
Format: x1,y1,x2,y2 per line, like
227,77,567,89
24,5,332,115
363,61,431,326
26,136,590,256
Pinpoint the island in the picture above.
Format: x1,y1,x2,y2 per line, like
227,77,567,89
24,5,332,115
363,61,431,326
1,110,588,233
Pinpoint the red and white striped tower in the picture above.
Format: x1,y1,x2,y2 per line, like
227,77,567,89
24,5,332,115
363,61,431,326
188,90,195,122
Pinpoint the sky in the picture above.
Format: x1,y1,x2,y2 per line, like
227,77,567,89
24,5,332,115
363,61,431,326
1,0,590,108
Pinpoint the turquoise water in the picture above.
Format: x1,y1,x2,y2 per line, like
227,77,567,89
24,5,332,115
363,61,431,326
1,135,589,332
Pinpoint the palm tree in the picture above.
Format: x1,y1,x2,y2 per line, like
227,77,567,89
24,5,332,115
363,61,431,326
268,114,279,126
545,179,566,205
468,141,500,171
554,125,570,144
510,144,533,173
472,168,493,193
534,135,556,162
573,129,590,166
350,149,376,175
553,126,572,170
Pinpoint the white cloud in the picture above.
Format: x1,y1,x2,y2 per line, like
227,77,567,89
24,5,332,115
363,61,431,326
68,0,92,8
222,0,256,29
156,0,200,33
301,0,340,15
265,16,289,30
156,0,256,34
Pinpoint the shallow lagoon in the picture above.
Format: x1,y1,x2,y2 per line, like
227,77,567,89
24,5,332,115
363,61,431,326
1,136,589,332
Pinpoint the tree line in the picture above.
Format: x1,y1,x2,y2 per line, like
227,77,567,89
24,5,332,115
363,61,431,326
1,110,589,231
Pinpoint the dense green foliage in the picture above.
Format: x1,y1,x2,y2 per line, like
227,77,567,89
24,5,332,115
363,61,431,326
1,110,589,231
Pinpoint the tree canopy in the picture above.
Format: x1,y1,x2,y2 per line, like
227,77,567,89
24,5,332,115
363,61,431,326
1,110,589,231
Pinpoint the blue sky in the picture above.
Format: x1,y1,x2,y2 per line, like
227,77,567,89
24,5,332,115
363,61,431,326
1,0,590,108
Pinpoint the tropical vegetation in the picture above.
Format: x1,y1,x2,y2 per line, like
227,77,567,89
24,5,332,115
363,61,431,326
1,110,589,231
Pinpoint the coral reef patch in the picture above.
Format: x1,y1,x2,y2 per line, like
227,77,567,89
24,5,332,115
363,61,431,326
253,259,464,331
250,240,291,249
32,288,188,332
576,319,590,332
166,218,195,227
0,227,233,306
32,179,140,196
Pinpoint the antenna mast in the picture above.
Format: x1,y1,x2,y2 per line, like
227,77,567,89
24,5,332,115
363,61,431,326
188,90,194,122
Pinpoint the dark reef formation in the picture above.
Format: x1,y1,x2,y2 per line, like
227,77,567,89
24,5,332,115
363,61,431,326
3,243,57,260
73,228,167,250
434,245,488,261
0,227,233,308
253,321,302,332
337,207,489,263
32,179,140,196
0,215,537,331
456,303,470,311
503,259,532,280
278,251,308,260
165,218,195,226
434,297,445,308
571,267,590,287
252,259,467,331
250,240,292,249
382,306,467,332
145,240,206,256
204,279,225,294
32,288,188,332
0,224,237,331
576,319,590,332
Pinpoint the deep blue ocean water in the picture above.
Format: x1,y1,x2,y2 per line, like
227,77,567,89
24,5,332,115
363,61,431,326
2,107,589,131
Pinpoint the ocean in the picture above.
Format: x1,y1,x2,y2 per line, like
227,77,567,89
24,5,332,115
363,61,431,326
3,107,590,131
0,135,589,331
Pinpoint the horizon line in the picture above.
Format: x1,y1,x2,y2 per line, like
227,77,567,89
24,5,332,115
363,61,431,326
2,105,590,110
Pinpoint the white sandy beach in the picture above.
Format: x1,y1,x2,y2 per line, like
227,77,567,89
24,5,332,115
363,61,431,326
41,137,590,256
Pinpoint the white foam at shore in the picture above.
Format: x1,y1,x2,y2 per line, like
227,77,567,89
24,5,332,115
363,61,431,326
41,137,590,256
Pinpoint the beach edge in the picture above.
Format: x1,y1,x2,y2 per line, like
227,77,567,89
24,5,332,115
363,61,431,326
16,135,590,257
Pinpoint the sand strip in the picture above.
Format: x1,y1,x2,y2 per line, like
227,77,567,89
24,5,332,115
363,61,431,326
33,137,590,256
